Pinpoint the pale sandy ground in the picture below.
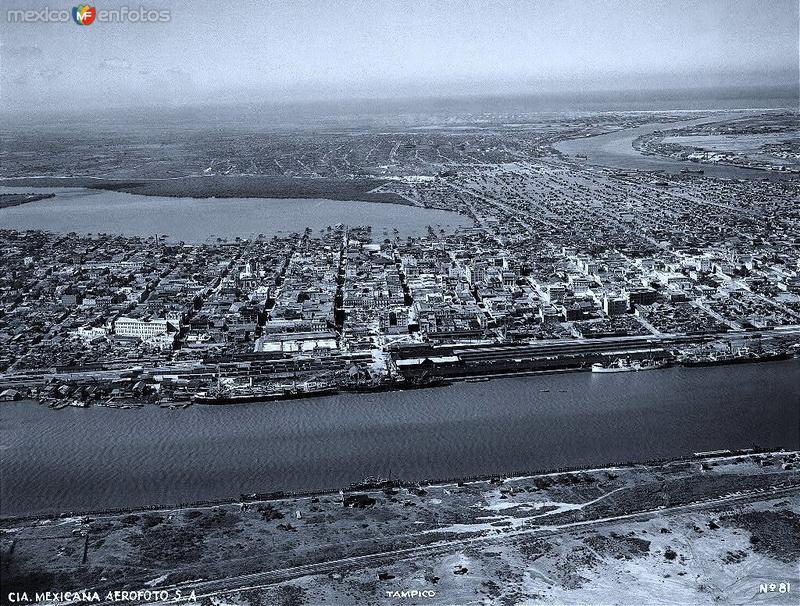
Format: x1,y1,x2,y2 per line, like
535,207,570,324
222,494,799,606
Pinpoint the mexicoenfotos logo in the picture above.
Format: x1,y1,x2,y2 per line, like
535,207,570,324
72,4,96,25
5,5,171,24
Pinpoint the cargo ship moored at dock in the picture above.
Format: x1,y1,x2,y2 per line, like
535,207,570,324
591,358,668,373
680,349,792,368
194,384,338,405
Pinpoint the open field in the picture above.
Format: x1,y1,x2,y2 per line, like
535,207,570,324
2,451,798,605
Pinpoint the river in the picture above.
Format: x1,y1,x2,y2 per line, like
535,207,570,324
555,113,797,181
2,360,797,516
0,187,470,242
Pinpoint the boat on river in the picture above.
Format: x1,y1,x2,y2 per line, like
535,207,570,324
194,382,338,405
681,348,791,368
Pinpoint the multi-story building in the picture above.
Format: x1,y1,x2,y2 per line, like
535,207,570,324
114,317,170,339
603,296,628,317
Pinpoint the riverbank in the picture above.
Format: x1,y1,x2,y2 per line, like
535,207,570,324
0,447,778,524
2,450,797,606
3,355,793,414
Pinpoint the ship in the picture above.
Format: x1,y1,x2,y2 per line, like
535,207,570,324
681,349,792,368
194,382,338,405
591,358,667,373
340,371,451,393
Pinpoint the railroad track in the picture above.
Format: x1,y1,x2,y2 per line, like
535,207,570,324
80,483,800,605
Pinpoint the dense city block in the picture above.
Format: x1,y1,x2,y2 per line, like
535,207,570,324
1,112,798,408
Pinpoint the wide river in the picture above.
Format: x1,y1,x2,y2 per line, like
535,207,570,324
0,187,470,241
2,360,798,516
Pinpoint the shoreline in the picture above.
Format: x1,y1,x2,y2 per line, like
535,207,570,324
0,175,413,206
0,446,789,524
6,351,796,410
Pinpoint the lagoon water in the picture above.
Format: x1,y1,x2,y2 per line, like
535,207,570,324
0,187,471,241
2,360,798,516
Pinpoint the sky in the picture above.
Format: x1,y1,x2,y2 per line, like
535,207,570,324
0,0,798,113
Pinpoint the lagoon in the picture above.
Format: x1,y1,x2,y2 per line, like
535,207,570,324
0,187,471,242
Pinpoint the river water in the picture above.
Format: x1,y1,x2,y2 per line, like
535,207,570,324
2,360,797,516
555,113,797,181
0,187,470,241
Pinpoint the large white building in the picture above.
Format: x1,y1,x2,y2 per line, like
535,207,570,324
114,317,170,339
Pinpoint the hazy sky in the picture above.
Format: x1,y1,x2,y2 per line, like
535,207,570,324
1,0,797,112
